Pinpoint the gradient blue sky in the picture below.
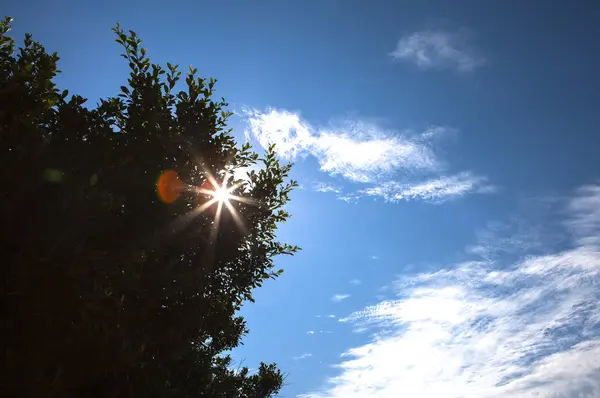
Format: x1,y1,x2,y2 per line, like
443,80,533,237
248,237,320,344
6,1,600,396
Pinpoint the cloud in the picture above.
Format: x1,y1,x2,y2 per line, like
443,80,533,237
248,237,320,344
349,279,362,286
331,294,350,303
312,128,437,183
337,194,360,204
302,185,600,398
244,108,490,203
244,108,439,183
294,353,313,360
306,330,334,335
390,30,485,72
362,172,493,203
244,108,313,159
567,185,600,246
313,182,342,194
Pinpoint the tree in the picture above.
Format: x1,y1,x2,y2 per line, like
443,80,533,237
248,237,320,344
0,17,298,397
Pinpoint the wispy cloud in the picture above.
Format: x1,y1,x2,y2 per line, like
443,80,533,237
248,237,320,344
567,185,600,246
390,30,485,72
307,330,315,335
349,279,362,286
337,194,360,204
294,353,313,360
244,108,490,203
313,182,342,194
313,128,437,183
302,185,600,398
331,294,350,303
362,172,492,203
244,108,438,183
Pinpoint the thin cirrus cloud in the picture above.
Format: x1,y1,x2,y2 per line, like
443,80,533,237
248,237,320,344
243,107,491,203
331,294,350,303
313,182,342,194
300,185,600,398
362,172,494,203
294,353,313,360
390,29,485,72
567,185,600,246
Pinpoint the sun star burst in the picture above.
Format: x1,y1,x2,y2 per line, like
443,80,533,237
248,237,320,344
167,168,258,241
211,185,233,203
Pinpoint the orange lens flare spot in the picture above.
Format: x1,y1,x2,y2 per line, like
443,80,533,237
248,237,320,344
157,170,183,204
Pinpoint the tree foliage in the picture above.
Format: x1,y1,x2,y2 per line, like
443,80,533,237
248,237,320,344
0,17,298,397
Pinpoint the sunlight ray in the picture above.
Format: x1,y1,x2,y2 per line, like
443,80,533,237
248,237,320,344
209,200,224,244
168,196,218,234
164,164,257,243
224,199,249,236
228,194,258,206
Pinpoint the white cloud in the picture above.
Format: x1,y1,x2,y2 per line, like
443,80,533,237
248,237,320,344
313,182,342,194
390,30,485,72
312,129,437,183
420,126,454,141
337,194,359,204
294,353,313,360
362,172,493,203
307,330,315,335
331,294,350,303
349,279,362,286
244,108,439,183
244,108,490,203
302,185,600,398
244,108,313,159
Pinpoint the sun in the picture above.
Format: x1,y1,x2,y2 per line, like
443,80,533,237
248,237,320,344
168,170,258,240
211,185,233,203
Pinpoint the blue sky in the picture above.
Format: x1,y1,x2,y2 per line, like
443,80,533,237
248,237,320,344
6,1,600,396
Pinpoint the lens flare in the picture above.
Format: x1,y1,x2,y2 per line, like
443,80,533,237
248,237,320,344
157,170,183,204
163,165,259,245
212,186,232,203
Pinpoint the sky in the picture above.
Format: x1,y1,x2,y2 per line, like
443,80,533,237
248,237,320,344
5,1,600,396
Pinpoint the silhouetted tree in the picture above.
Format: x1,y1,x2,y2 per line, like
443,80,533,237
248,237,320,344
1,17,298,397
